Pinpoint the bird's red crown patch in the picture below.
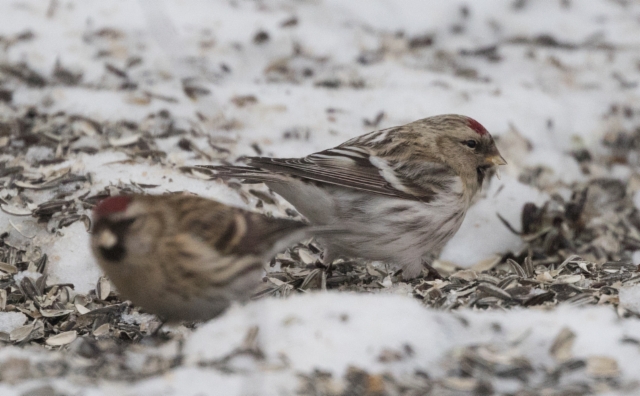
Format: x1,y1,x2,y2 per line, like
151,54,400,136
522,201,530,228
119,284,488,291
94,195,131,217
467,118,488,136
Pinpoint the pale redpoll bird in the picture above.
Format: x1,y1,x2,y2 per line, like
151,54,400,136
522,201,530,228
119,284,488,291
90,193,311,322
199,114,506,278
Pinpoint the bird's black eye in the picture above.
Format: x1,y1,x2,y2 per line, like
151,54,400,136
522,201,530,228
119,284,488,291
463,140,478,149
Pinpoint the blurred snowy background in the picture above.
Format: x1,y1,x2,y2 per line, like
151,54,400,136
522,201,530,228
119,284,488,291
2,0,640,394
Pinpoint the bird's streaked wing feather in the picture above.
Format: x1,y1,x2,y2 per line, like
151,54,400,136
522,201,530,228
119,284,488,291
246,147,447,201
198,144,457,202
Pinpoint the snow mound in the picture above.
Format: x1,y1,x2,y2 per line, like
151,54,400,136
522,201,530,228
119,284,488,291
45,222,100,294
619,285,640,313
440,175,548,268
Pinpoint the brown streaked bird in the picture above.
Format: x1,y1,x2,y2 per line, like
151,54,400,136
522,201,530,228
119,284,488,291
90,193,311,322
198,114,506,278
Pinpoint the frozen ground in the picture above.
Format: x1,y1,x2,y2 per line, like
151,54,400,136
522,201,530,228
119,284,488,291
1,0,640,394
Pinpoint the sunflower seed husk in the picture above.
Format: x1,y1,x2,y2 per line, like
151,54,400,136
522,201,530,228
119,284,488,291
586,356,619,378
46,330,77,346
93,323,110,337
40,309,74,318
108,134,140,147
97,277,111,301
477,283,512,301
75,304,91,315
507,259,527,278
0,262,18,274
550,327,576,362
555,274,584,284
0,205,32,216
9,323,34,342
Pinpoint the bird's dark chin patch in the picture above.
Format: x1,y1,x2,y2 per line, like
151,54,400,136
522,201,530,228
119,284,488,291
95,218,135,263
99,245,126,262
476,165,490,186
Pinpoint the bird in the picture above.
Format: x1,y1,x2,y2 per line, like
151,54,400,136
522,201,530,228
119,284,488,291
196,114,507,279
90,193,313,322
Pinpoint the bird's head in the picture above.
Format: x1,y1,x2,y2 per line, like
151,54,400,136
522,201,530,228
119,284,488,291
91,195,164,264
413,114,506,185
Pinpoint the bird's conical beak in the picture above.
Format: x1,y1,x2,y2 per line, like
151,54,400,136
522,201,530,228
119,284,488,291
485,153,507,166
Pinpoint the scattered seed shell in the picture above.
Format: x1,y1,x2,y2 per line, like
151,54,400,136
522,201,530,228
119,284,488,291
586,356,619,378
10,322,34,342
108,134,140,147
97,277,111,301
75,304,91,315
46,330,77,346
1,205,33,216
0,262,18,274
40,309,74,318
93,323,110,337
549,327,576,362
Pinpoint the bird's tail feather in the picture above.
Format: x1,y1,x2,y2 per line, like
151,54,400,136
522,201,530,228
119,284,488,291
181,165,275,183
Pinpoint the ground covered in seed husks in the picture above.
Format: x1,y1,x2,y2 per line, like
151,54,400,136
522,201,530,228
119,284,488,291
4,0,640,395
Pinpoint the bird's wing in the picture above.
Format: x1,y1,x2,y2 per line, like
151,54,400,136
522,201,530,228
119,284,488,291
223,210,308,257
241,146,451,202
162,203,307,290
194,138,459,202
164,194,307,258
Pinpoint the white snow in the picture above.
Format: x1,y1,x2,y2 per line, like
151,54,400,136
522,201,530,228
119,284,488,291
184,293,451,374
3,294,640,395
620,285,640,314
12,271,42,286
0,312,27,333
45,221,99,294
175,294,640,395
440,175,549,267
24,146,54,163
